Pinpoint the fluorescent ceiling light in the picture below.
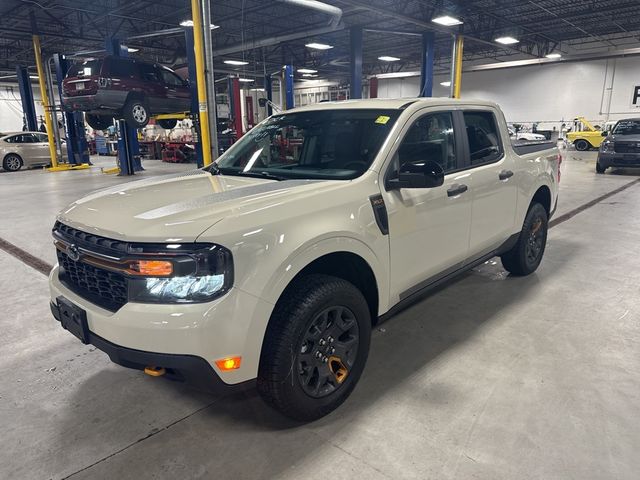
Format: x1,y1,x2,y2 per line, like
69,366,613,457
127,47,139,53
180,20,219,29
432,15,463,26
302,73,318,77
224,60,249,66
440,81,451,86
378,56,400,62
376,71,419,79
545,52,562,59
297,68,318,74
495,36,519,45
238,78,254,83
305,42,333,50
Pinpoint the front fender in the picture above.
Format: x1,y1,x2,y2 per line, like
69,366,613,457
260,235,389,315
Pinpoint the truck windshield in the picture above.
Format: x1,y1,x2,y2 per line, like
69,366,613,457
212,109,400,180
612,120,640,135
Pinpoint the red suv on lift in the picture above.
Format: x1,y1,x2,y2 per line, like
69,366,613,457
62,56,191,130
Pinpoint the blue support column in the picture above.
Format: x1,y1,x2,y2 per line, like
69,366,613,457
350,27,363,99
53,53,89,165
185,28,203,166
419,32,435,97
16,66,37,131
264,75,273,116
284,65,294,109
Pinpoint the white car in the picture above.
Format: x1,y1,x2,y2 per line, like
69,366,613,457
49,98,560,420
0,131,65,171
508,127,546,141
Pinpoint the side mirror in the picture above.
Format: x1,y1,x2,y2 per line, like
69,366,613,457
601,130,608,137
388,159,445,189
183,79,190,87
258,98,268,107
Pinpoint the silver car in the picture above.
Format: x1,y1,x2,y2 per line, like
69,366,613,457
0,131,66,171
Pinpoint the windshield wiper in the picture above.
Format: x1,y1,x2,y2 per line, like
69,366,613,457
232,171,286,181
207,163,221,175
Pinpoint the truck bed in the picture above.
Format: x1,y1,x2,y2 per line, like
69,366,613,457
512,140,557,156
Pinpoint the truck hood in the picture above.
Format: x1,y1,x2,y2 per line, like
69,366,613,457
58,170,326,242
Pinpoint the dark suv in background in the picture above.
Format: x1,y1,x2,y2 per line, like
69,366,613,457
597,118,640,173
62,56,191,130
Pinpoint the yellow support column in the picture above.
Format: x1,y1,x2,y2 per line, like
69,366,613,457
452,35,464,99
32,34,59,169
190,0,213,166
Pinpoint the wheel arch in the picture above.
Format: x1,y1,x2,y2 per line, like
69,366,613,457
531,184,552,215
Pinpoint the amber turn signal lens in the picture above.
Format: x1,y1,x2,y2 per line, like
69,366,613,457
215,356,242,371
130,260,173,276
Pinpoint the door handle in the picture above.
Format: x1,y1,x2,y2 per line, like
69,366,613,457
499,170,514,180
447,184,468,197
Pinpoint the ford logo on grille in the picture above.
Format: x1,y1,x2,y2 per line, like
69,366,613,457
66,244,81,262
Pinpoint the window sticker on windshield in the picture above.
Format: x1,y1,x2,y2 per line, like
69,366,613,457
375,115,391,125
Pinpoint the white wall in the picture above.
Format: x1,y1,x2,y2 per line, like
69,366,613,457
377,56,640,128
0,84,46,132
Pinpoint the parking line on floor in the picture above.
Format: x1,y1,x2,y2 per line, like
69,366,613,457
0,237,53,276
549,177,640,228
0,177,638,277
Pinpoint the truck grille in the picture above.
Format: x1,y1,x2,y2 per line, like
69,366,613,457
57,249,128,311
54,222,129,311
614,142,640,154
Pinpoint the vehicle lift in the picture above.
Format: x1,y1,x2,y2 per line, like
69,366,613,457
29,16,90,172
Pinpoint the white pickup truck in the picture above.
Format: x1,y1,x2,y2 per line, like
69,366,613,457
49,98,560,421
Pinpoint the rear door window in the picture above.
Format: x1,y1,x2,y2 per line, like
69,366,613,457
139,63,161,83
160,69,185,87
463,111,503,165
107,58,136,78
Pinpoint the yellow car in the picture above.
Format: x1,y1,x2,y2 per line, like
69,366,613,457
566,117,605,151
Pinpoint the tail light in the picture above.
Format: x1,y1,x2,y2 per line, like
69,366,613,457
557,153,562,183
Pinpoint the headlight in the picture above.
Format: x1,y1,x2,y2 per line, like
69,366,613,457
128,244,233,303
601,141,613,152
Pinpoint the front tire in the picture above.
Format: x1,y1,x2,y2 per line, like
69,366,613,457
123,97,150,128
3,154,22,171
501,202,548,276
574,139,590,151
257,274,371,421
596,161,606,174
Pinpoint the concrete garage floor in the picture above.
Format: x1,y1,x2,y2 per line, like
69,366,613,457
1,150,639,480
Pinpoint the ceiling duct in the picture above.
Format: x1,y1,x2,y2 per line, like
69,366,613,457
212,0,342,56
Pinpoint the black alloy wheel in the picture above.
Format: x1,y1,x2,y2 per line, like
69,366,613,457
501,202,548,276
257,274,371,421
298,305,360,398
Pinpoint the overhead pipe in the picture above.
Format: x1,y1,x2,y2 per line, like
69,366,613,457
213,0,342,56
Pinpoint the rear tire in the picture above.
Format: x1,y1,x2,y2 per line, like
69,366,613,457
501,202,548,276
85,113,113,131
574,139,590,151
596,161,606,174
3,154,22,171
123,97,150,128
157,119,178,130
257,274,371,421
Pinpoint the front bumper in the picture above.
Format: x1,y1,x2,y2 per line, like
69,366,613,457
598,152,640,168
49,264,274,387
